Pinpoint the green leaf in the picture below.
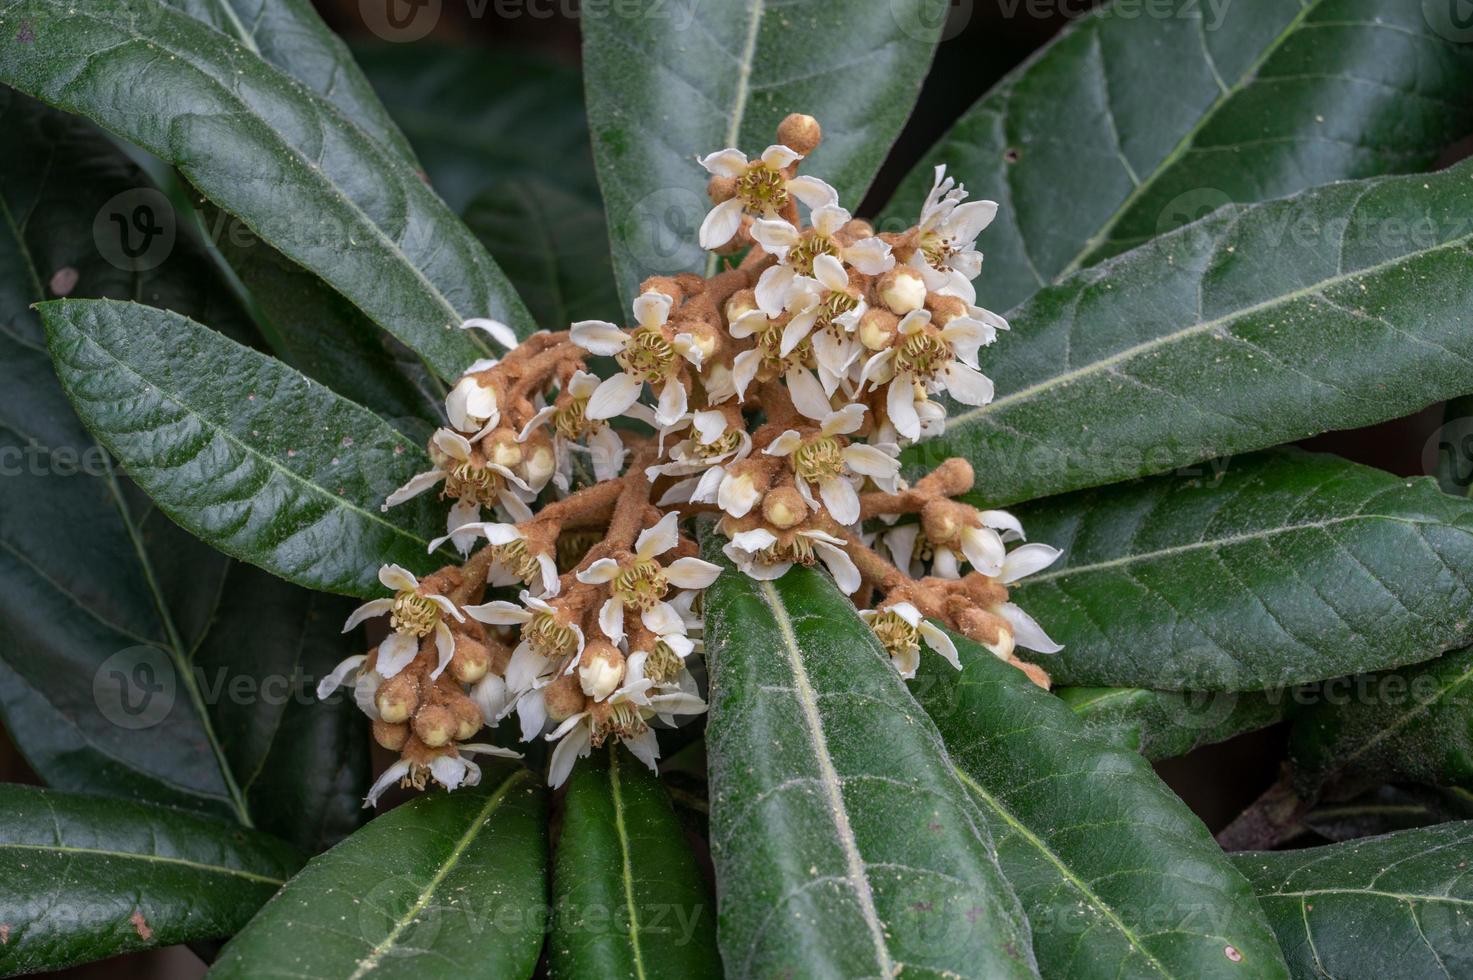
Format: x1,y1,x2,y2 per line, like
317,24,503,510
1009,450,1473,691
1233,822,1473,978
912,629,1287,978
882,0,1473,312
0,784,302,975
355,42,597,214
1058,686,1288,761
464,177,621,328
908,161,1473,505
703,559,1038,979
211,764,548,979
550,744,720,979
0,0,533,381
163,0,416,164
1301,785,1473,844
0,94,366,844
582,0,950,303
1290,645,1473,799
40,298,450,597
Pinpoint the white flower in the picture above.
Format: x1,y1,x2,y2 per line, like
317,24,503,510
650,411,753,509
362,743,522,808
342,565,465,681
576,512,722,647
751,203,894,276
860,602,960,679
993,543,1066,655
545,651,707,789
931,510,1026,579
571,292,703,427
763,404,899,526
912,165,996,288
382,429,535,538
517,371,634,494
771,255,868,395
697,145,838,249
860,309,998,441
722,527,861,595
315,653,383,720
429,521,560,597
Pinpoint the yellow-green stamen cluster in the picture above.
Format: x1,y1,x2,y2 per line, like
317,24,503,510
391,591,439,637
895,331,950,380
614,558,668,611
735,165,787,213
793,436,845,483
525,613,578,659
869,609,920,660
618,328,676,382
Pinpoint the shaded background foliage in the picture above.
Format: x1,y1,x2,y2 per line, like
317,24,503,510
7,0,1468,975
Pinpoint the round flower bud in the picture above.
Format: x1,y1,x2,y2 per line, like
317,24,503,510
525,444,555,489
879,268,927,315
926,293,967,325
725,288,758,324
449,695,483,741
375,673,420,725
763,487,809,529
449,635,490,684
413,704,456,748
487,431,523,469
858,308,899,352
579,641,626,701
777,113,822,156
543,674,589,723
372,719,409,752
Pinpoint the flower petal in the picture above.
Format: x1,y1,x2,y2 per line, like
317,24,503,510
697,147,749,177
786,366,832,421
636,510,681,559
462,600,532,625
819,477,861,526
461,318,519,348
342,598,394,633
316,654,365,700
430,622,456,680
577,557,622,584
1000,543,1063,584
376,631,419,680
698,197,744,250
813,540,861,595
570,319,629,356
599,597,626,646
999,602,1064,654
585,372,644,420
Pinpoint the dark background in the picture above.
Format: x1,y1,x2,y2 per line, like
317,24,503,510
19,0,1454,974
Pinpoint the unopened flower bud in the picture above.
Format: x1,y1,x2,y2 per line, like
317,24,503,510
450,635,490,684
859,308,900,351
543,674,588,723
413,704,456,748
525,444,555,489
879,268,927,315
763,487,809,529
777,113,822,156
372,719,409,751
375,673,420,724
488,433,522,468
725,289,758,324
449,695,483,741
927,293,967,325
579,641,626,701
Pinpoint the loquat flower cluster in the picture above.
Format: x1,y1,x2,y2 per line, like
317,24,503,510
321,113,1062,803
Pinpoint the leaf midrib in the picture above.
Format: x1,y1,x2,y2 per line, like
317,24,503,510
954,767,1173,978
1057,0,1322,275
33,0,496,369
703,0,764,279
756,580,893,978
55,302,438,555
609,746,648,980
346,769,530,979
952,222,1473,430
1023,511,1459,585
0,841,286,885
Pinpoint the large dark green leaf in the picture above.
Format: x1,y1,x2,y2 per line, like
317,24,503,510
913,630,1287,978
0,0,533,381
583,0,950,303
1058,686,1288,761
211,765,548,979
1009,451,1473,690
908,162,1473,505
165,0,417,164
464,177,620,329
41,298,450,597
0,784,302,975
882,0,1473,312
1290,645,1473,799
355,43,596,214
1300,785,1473,844
1233,822,1473,978
550,744,720,979
0,95,365,847
703,559,1038,979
